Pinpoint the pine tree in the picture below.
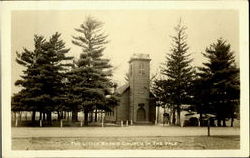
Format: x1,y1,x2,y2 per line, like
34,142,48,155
68,16,119,125
13,33,72,124
40,32,73,123
154,19,194,126
43,32,73,122
191,71,214,126
14,35,46,123
152,79,177,124
198,38,239,127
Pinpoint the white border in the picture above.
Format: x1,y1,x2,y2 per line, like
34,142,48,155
1,1,249,157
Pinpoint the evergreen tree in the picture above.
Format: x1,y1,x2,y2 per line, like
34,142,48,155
198,38,239,127
44,33,73,121
191,71,214,126
152,79,177,124
154,20,194,126
13,33,72,124
14,35,46,123
69,16,119,125
11,91,27,122
124,73,130,83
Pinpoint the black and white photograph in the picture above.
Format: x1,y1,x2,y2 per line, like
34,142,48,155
1,1,249,157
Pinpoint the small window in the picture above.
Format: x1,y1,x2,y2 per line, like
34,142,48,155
139,63,145,75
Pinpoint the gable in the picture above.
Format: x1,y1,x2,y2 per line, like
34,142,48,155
116,83,129,94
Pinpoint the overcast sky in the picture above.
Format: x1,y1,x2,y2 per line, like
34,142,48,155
11,10,239,94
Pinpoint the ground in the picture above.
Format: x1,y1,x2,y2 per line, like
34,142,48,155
12,125,240,150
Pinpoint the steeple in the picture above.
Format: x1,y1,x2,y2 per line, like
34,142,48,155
128,53,151,122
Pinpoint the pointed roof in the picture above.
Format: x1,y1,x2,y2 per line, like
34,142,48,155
116,83,129,94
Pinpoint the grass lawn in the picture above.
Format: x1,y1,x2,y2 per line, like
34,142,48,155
12,135,239,150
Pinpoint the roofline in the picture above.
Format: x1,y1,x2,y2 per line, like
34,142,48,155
128,58,151,63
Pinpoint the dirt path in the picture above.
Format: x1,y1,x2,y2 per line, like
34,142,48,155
12,126,240,138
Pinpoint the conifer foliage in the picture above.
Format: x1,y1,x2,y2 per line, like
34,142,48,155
197,38,239,127
12,33,72,124
68,16,119,125
153,20,194,126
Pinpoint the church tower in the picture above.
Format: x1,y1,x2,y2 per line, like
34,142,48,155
129,54,151,123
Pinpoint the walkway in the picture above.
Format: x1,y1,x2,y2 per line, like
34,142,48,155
12,126,240,138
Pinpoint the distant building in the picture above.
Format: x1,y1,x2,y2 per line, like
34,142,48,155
105,54,156,124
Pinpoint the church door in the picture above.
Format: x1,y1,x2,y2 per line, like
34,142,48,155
137,107,146,121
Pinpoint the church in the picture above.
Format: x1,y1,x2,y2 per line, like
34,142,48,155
105,54,156,124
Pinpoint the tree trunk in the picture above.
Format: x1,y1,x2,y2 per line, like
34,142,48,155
42,112,46,121
32,110,36,123
62,111,65,119
94,108,98,122
199,112,203,126
61,111,64,119
157,106,160,123
25,112,28,120
231,115,234,127
39,111,42,120
65,111,68,121
176,106,181,126
217,119,221,127
57,111,61,120
47,111,52,125
72,110,78,122
84,111,88,125
66,112,69,121
90,112,93,122
19,111,22,122
172,108,176,125
222,118,227,127
13,112,17,122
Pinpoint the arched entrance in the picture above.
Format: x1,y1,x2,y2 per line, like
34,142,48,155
137,107,146,121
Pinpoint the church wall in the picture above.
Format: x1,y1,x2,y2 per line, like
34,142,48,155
104,89,129,122
116,89,130,121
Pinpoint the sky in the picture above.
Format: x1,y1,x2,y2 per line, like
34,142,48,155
11,10,239,94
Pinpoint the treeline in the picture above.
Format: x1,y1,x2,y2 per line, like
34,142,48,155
12,17,119,126
12,16,240,127
153,20,240,127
